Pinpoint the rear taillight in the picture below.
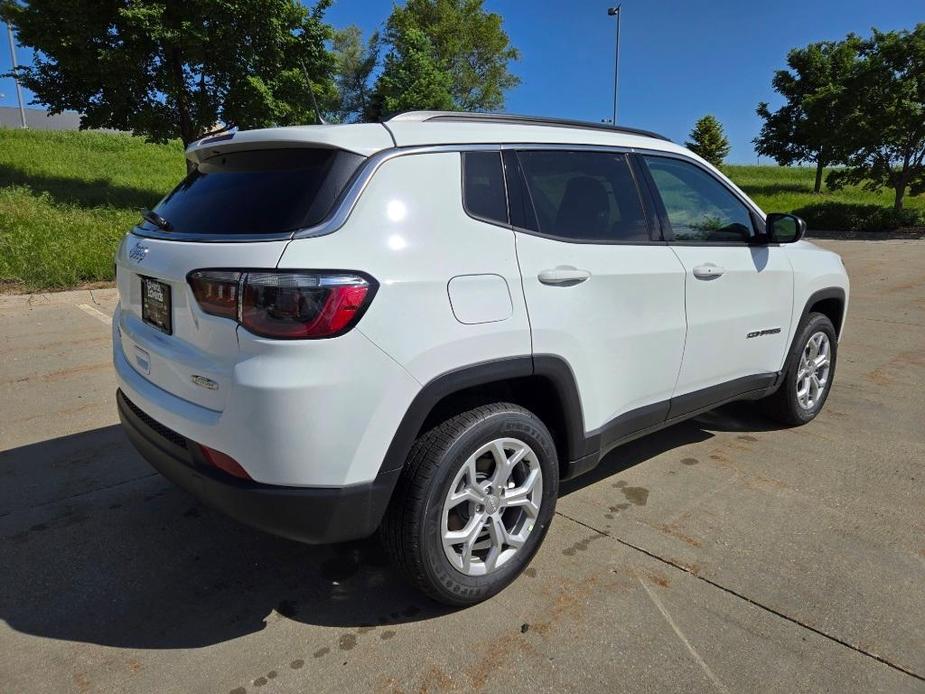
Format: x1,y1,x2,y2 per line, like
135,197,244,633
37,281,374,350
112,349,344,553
188,270,241,319
187,270,375,339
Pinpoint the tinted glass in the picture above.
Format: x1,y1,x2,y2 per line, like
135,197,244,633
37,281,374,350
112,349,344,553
143,148,364,235
502,150,538,231
644,156,753,243
462,152,508,224
517,151,649,242
768,214,799,242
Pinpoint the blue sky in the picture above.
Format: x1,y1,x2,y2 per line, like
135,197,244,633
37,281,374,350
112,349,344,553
2,0,920,162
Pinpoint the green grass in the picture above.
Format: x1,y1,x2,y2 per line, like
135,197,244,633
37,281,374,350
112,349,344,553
0,128,184,291
726,164,925,229
1,127,923,292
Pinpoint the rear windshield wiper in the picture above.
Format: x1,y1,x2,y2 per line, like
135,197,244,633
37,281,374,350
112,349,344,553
140,208,173,231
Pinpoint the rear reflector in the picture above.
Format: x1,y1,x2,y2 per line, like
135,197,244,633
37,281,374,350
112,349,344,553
187,270,375,339
199,444,251,480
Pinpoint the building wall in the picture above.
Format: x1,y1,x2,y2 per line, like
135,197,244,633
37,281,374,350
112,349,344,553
0,107,82,130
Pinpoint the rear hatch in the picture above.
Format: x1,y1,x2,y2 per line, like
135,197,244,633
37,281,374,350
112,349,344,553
115,131,387,411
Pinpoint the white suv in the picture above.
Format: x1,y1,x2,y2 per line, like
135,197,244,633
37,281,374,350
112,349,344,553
114,112,849,605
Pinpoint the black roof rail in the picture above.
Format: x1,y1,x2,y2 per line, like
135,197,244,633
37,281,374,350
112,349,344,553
405,111,671,142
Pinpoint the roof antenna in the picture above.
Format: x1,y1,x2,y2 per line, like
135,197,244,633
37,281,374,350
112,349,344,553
300,60,328,125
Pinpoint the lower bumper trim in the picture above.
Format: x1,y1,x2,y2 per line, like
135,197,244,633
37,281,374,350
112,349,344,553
117,389,399,544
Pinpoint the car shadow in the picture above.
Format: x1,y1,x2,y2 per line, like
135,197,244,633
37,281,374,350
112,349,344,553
560,402,780,496
0,426,452,650
0,402,782,650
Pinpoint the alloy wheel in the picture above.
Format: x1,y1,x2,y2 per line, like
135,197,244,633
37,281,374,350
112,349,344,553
440,437,543,576
796,331,831,410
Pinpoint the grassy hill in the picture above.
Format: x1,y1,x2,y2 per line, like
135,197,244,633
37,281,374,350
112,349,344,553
0,128,184,292
1,127,922,292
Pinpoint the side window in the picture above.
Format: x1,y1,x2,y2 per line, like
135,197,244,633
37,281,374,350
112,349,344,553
516,150,649,242
643,156,754,243
462,152,508,225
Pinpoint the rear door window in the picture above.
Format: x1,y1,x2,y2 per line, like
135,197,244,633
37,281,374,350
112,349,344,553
143,148,365,236
515,150,650,242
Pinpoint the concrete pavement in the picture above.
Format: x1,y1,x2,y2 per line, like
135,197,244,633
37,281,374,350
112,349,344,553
0,240,923,693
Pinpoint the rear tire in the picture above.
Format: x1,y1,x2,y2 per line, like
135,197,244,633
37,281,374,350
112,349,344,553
380,403,558,606
760,312,837,426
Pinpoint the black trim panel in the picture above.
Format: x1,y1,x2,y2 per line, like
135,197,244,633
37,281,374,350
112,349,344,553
631,152,670,240
800,287,847,338
383,357,780,487
502,149,536,231
598,401,670,451
380,356,535,473
533,355,588,460
561,372,779,480
118,390,400,544
667,373,776,419
379,354,589,476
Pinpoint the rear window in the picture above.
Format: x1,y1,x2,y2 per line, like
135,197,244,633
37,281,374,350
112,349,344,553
143,148,365,236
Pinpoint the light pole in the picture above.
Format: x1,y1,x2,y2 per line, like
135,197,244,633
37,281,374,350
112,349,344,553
607,6,622,125
6,21,27,128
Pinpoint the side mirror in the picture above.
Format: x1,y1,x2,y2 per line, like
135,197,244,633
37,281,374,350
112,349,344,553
766,213,807,244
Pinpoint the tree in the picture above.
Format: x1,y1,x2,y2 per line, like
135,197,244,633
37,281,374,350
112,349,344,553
332,25,379,123
0,0,338,154
374,28,454,117
686,115,730,167
370,0,519,119
827,25,925,211
754,38,862,193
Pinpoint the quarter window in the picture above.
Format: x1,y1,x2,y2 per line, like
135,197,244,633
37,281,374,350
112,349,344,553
643,156,754,243
462,151,508,225
515,151,649,242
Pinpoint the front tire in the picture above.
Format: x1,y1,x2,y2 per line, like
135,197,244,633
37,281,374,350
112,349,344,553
381,403,559,606
760,312,838,425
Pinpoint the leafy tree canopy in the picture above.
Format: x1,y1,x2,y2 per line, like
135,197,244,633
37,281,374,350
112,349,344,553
374,27,454,117
331,25,379,123
827,24,925,211
754,37,862,193
686,114,731,167
370,0,519,119
1,0,338,146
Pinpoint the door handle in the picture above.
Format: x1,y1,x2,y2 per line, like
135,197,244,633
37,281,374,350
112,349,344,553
538,266,591,286
692,263,725,280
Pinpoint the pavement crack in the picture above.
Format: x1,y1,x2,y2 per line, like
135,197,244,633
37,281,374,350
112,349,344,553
555,510,925,683
637,574,730,694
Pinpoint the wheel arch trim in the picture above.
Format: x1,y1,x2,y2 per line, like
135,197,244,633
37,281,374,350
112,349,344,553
379,354,587,476
800,287,847,339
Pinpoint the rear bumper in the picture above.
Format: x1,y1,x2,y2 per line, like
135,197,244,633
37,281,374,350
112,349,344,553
117,389,399,544
112,304,420,487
